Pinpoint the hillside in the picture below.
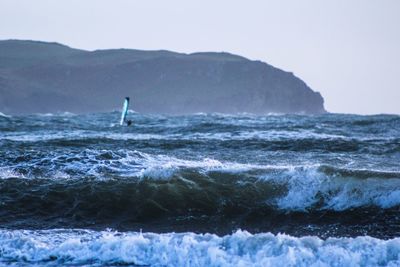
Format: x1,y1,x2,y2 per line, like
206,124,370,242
0,40,326,114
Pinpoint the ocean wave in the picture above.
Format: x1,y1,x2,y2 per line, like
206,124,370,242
1,150,400,235
261,165,400,211
0,149,274,180
32,111,77,117
0,112,12,118
1,150,399,212
1,127,398,158
0,131,170,142
0,229,399,267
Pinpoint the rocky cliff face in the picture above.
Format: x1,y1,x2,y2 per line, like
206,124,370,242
0,40,326,114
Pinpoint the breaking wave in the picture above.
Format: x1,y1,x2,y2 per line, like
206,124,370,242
0,229,399,267
0,112,11,118
262,165,400,211
1,150,399,212
0,150,399,237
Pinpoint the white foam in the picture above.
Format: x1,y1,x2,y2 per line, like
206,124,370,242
130,151,258,179
1,131,178,142
0,167,25,179
33,111,76,117
127,151,297,181
0,129,351,142
0,112,11,118
3,128,390,143
261,166,400,211
0,229,399,266
1,131,71,142
35,112,55,117
59,111,76,116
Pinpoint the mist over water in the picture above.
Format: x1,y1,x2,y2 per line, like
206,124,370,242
0,112,399,266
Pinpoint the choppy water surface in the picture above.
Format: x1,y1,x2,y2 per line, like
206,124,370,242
0,112,399,266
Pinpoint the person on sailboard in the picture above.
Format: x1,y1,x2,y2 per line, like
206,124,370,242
120,97,133,126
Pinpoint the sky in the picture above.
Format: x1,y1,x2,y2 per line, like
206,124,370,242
1,0,399,114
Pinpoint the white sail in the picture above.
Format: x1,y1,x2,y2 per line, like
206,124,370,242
120,97,130,125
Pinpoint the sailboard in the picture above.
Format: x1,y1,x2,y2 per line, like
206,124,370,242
120,97,130,126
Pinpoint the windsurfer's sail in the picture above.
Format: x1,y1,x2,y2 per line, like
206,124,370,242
120,97,130,125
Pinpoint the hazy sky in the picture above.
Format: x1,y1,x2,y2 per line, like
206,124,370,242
1,0,399,114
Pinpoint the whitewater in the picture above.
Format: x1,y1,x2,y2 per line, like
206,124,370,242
0,112,399,266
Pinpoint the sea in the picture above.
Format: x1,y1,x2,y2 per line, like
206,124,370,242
0,111,399,266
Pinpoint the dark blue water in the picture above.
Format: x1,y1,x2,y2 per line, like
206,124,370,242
0,112,399,266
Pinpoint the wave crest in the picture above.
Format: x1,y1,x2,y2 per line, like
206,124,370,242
262,165,400,211
0,229,399,267
1,150,400,212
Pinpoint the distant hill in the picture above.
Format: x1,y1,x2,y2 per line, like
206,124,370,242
0,40,326,114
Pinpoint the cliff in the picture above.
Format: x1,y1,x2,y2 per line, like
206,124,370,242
0,40,326,114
